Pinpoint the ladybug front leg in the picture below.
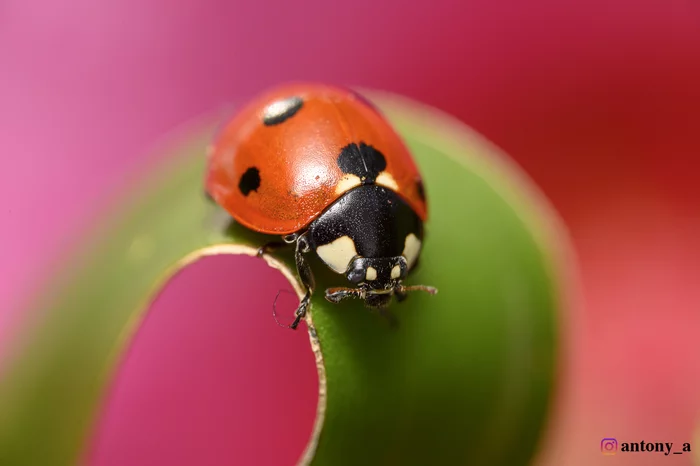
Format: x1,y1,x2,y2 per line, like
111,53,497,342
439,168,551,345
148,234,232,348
289,234,315,330
395,289,408,303
325,287,365,303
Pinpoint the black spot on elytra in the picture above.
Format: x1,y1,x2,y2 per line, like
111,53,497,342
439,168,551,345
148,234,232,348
416,179,426,202
262,96,303,126
239,167,261,196
337,142,386,183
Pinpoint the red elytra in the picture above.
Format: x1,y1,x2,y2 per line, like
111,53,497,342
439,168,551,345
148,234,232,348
205,83,427,235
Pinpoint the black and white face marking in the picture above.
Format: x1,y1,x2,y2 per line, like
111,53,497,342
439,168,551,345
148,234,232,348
346,256,408,288
307,184,423,290
262,96,303,126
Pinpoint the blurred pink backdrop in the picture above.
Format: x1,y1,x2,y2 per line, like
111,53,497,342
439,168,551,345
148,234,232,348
2,1,699,465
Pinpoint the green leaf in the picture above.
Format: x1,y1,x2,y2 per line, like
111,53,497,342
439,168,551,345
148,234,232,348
0,90,566,465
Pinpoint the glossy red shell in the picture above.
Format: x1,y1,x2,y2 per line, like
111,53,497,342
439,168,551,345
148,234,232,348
205,83,428,235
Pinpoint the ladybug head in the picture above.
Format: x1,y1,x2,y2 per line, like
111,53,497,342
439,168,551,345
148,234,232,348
324,256,436,308
345,256,408,290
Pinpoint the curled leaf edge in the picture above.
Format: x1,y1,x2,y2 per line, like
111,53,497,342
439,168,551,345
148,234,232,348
97,244,326,466
91,90,579,466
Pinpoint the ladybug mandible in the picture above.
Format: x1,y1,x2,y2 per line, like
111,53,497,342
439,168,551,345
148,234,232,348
206,83,437,329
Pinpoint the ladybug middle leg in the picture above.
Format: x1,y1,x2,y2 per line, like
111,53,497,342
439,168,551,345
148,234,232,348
255,233,299,258
255,241,289,258
289,233,315,330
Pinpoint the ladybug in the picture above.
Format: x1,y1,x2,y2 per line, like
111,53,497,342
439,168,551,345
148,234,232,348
205,83,437,329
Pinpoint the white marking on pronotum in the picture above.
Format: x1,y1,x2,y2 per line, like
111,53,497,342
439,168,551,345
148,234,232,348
316,236,358,274
335,174,362,195
391,264,401,279
365,267,377,281
376,172,399,191
403,233,421,269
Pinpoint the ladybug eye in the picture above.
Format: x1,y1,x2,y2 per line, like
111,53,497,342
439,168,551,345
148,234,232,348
346,266,365,284
346,258,370,284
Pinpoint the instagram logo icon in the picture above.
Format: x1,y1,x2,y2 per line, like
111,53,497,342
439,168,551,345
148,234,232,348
601,438,618,455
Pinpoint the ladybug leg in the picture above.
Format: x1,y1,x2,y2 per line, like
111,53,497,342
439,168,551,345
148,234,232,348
395,289,408,303
255,241,288,258
325,287,365,303
290,294,311,330
378,307,399,329
289,234,315,330
256,233,298,258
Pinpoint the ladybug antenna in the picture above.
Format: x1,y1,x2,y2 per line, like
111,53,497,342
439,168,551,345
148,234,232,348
272,289,296,329
396,284,438,295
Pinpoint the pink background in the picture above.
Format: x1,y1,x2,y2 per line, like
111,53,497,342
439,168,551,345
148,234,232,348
2,1,700,465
